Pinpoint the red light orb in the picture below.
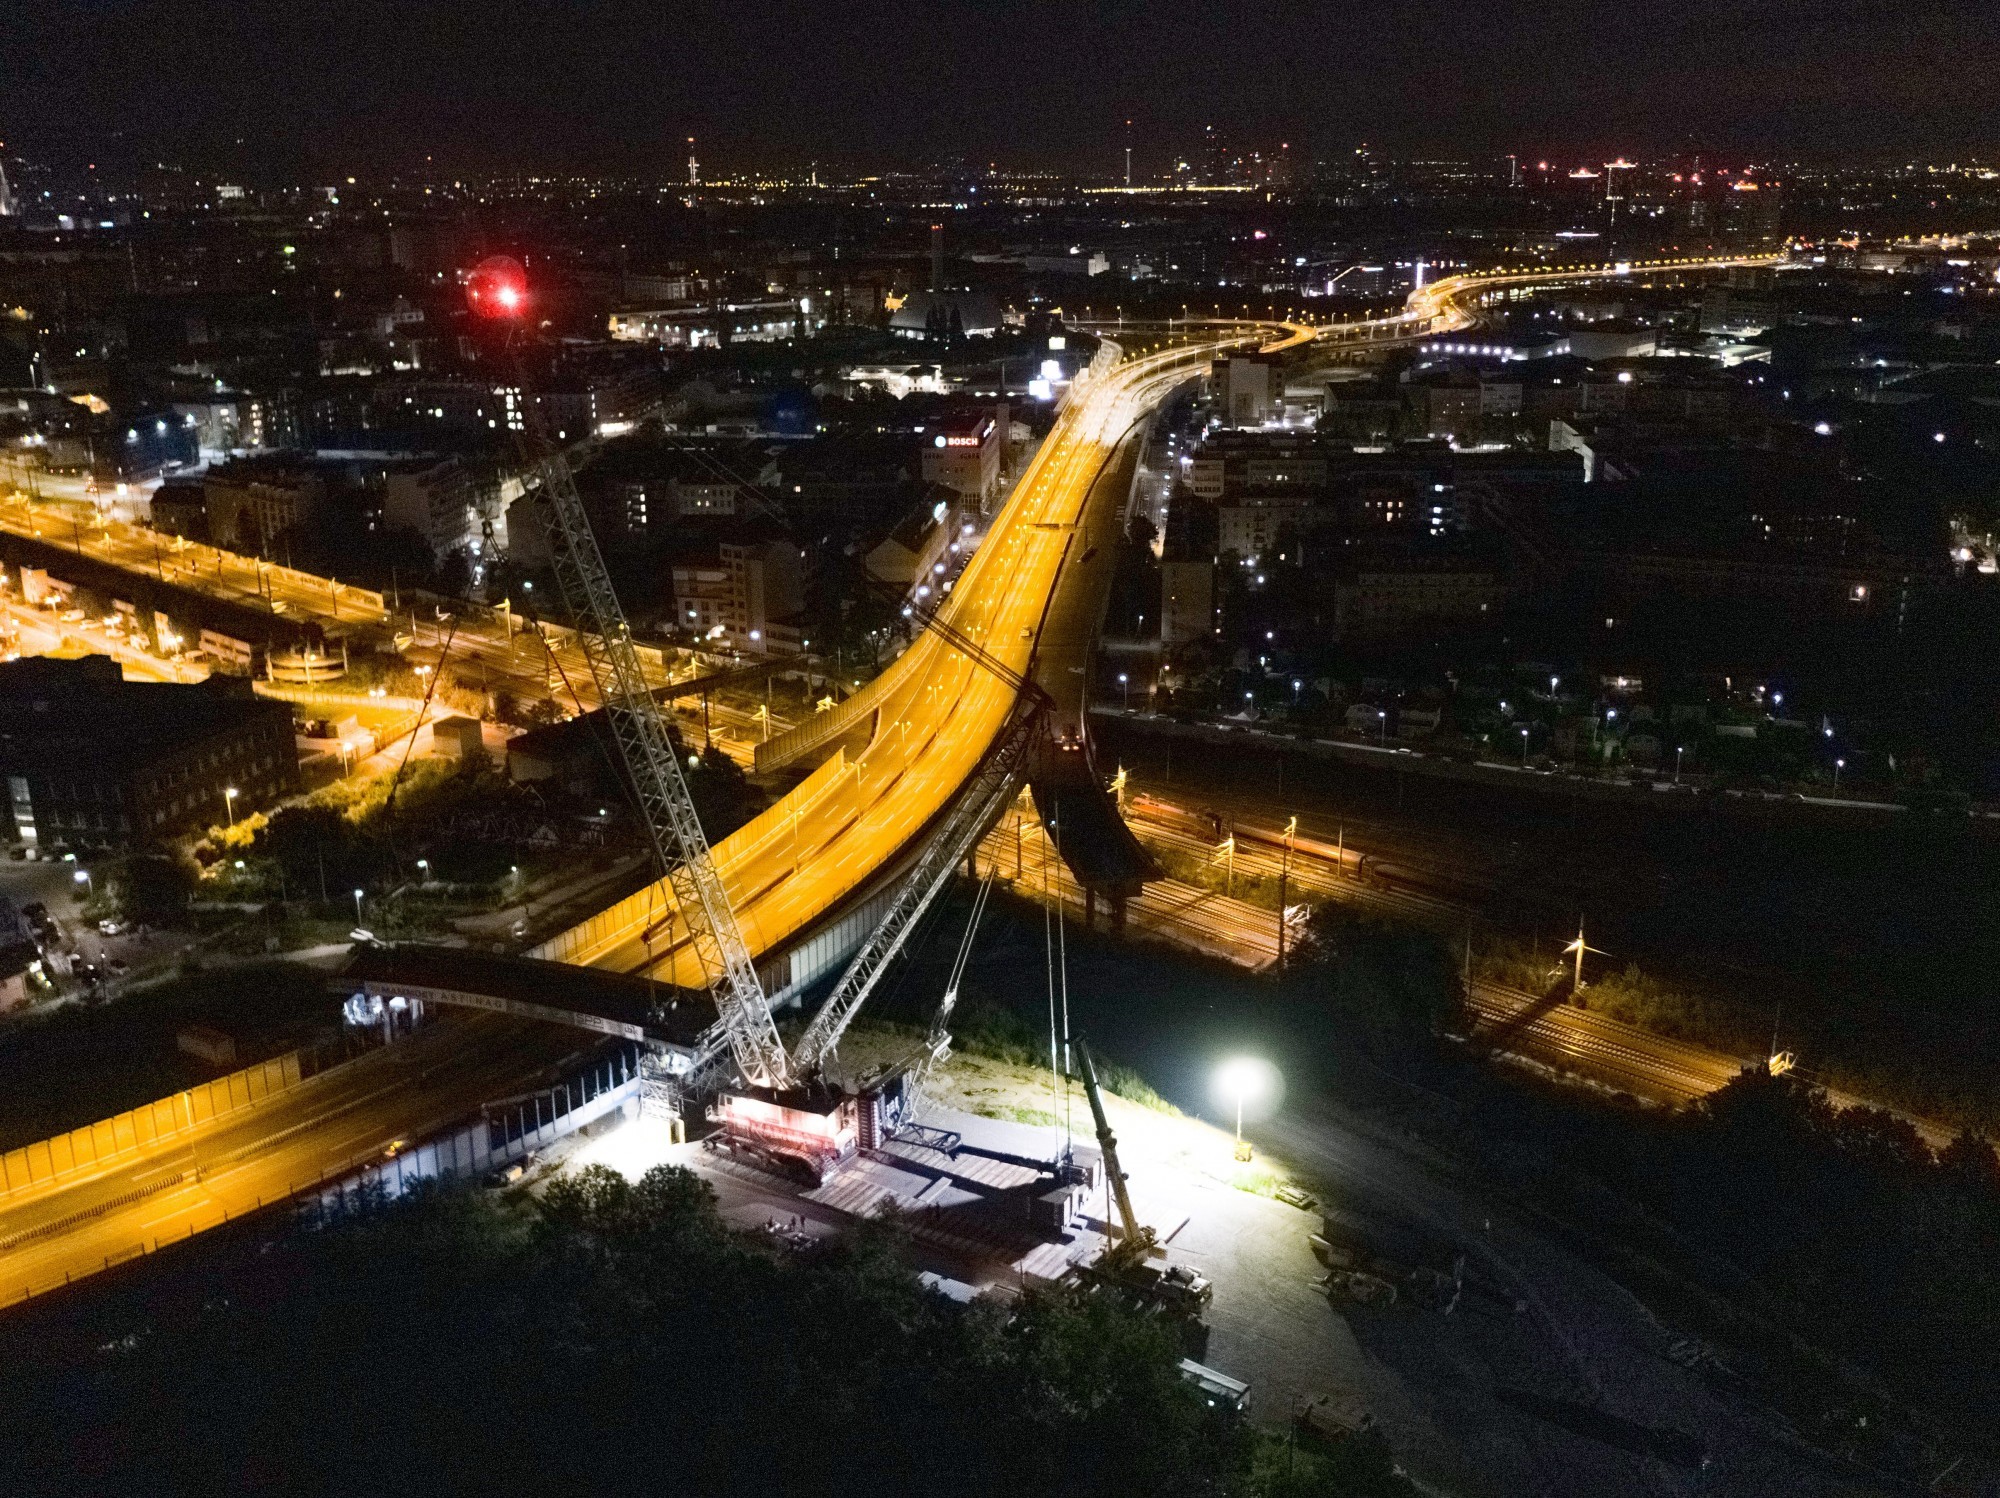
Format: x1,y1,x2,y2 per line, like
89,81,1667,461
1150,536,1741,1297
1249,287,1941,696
467,255,529,320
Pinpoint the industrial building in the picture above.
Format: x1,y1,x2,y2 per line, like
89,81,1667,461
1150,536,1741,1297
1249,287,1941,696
0,656,299,849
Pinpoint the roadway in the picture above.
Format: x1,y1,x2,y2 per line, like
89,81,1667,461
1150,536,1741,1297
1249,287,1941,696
1316,251,1786,348
0,490,671,711
0,489,387,629
0,332,1262,1305
0,1015,584,1305
0,597,208,684
558,335,1267,984
0,256,1784,1303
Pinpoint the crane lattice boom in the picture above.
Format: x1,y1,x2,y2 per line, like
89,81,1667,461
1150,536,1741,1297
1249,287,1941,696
531,446,791,1089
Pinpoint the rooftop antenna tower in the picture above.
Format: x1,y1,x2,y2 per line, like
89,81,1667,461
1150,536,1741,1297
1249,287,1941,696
1605,157,1634,223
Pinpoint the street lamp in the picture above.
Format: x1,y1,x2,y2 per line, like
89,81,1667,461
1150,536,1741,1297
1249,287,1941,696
1674,744,1685,785
1118,672,1130,711
73,867,92,898
416,858,430,883
1276,815,1296,969
1834,757,1845,794
1520,725,1531,768
353,888,365,925
223,785,238,831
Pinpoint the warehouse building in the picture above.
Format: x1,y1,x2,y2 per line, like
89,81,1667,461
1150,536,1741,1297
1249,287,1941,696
0,657,299,850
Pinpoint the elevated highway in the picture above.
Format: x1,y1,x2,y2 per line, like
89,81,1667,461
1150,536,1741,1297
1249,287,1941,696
1316,251,1787,348
0,254,1794,1306
544,256,1789,996
532,333,1264,990
0,254,1789,1009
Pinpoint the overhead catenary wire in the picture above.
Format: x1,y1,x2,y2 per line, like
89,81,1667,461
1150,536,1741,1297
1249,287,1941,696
530,614,676,1007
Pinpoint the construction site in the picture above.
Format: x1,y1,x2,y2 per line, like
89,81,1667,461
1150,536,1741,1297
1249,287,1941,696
381,261,1264,1392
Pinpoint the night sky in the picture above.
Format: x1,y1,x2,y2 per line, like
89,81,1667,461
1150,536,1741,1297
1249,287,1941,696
5,0,1998,177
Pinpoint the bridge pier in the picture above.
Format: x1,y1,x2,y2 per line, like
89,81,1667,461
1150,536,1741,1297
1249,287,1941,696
1072,885,1129,933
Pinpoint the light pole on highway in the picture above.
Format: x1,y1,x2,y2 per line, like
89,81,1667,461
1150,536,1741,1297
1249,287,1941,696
1276,814,1296,970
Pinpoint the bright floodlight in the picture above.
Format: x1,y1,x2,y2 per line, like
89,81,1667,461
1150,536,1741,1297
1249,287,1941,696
1212,1055,1283,1132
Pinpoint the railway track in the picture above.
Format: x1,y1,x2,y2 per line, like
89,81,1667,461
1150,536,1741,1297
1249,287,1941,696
1460,980,1752,1105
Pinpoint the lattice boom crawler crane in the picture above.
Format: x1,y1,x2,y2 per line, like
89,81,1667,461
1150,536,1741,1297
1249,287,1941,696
476,261,1051,1179
469,259,791,1110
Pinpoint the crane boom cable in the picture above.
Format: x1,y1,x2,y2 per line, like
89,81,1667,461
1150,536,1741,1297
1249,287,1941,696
789,694,1042,1072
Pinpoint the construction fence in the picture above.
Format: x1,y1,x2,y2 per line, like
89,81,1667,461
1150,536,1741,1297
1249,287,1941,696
310,1042,640,1218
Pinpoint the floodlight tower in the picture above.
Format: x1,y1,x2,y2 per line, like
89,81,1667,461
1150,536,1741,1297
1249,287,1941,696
467,257,789,1090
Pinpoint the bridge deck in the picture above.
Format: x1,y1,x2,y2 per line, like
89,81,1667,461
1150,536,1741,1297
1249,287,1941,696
343,943,711,1052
